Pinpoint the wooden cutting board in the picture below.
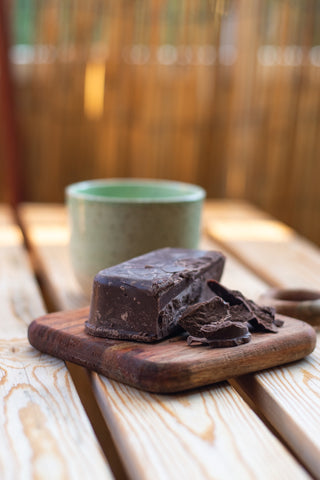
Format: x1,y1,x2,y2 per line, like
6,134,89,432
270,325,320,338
28,307,316,393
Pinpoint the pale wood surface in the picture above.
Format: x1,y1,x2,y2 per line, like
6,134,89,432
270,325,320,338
19,202,309,479
205,200,320,479
94,376,306,480
18,204,89,310
204,199,320,289
0,205,112,480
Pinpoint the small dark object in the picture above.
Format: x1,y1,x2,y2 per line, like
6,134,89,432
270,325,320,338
207,280,283,332
178,280,283,348
228,304,254,323
187,321,251,348
179,295,251,347
200,321,250,340
178,296,231,337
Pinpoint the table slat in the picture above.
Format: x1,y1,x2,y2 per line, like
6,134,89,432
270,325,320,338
94,376,307,480
0,205,112,480
204,200,320,289
205,200,320,479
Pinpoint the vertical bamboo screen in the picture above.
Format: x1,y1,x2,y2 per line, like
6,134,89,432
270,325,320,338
1,0,320,244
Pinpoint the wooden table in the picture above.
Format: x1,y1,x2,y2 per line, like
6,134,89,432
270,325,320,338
1,200,319,479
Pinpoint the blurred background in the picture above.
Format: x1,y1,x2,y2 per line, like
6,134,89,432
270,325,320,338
1,0,319,244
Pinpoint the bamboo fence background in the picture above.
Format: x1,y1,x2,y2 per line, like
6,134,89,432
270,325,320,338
1,0,320,245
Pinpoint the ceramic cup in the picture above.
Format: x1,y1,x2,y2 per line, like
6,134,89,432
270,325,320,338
66,178,206,295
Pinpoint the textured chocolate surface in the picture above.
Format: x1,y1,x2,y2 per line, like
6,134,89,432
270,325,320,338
86,248,225,342
179,296,251,347
207,280,283,332
177,280,283,348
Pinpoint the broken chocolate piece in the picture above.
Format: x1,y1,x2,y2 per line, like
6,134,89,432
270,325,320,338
179,280,282,349
228,304,253,323
200,321,250,340
86,248,225,342
207,280,283,332
188,330,251,348
179,296,251,347
188,321,251,348
178,296,231,337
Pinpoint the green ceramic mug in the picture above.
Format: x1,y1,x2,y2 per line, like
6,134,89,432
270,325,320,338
66,178,206,295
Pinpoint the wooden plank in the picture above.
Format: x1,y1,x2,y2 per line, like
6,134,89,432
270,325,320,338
18,203,89,310
204,199,320,289
93,376,305,480
0,205,112,480
205,199,320,479
16,203,127,478
19,202,310,479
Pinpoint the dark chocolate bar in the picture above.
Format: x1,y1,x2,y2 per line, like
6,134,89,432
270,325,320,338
85,248,225,342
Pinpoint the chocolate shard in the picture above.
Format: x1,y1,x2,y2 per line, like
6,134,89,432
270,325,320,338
245,301,282,333
206,280,243,306
86,248,225,342
208,280,282,333
179,296,251,348
178,296,230,337
187,321,251,348
228,304,254,323
200,321,250,340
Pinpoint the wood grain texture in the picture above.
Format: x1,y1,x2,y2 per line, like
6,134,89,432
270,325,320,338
205,200,320,479
93,376,308,480
28,308,316,393
0,205,112,480
19,203,311,478
204,199,320,289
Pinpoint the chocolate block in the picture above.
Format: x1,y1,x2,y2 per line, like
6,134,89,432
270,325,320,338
85,248,225,342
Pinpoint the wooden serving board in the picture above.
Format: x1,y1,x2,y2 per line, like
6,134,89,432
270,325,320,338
28,307,316,393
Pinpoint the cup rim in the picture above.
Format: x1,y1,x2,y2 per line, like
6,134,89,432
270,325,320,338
65,178,206,204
